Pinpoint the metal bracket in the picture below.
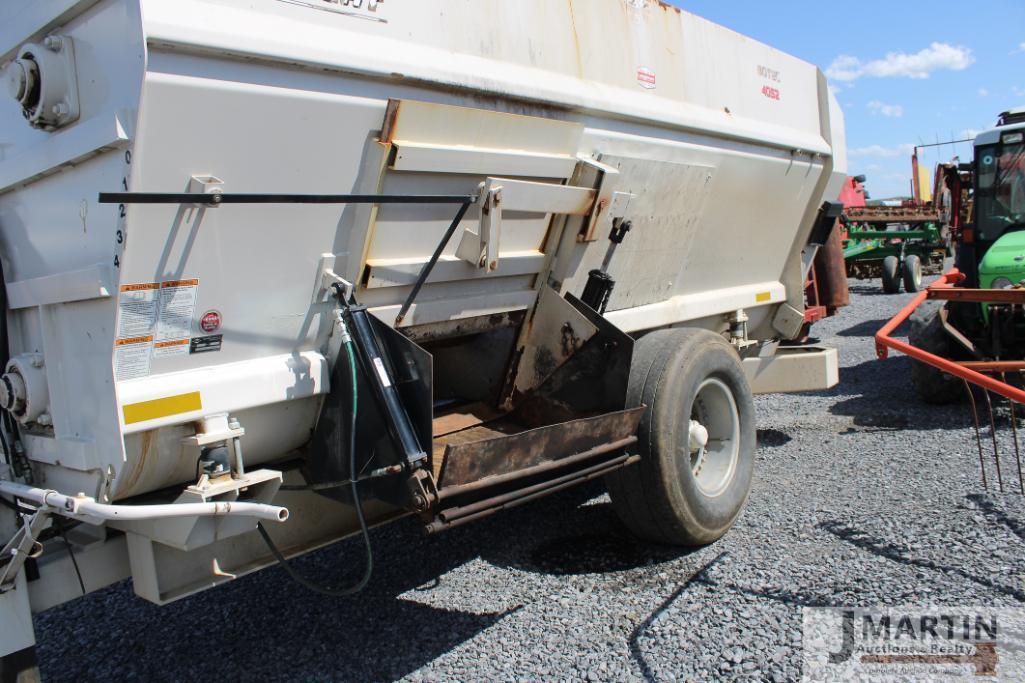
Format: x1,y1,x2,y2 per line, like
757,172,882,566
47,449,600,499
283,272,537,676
455,182,502,271
455,176,598,271
187,175,224,209
0,505,50,592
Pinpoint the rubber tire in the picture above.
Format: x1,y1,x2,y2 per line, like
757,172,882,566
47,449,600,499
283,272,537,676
902,254,923,293
908,301,963,405
881,255,901,294
606,328,756,546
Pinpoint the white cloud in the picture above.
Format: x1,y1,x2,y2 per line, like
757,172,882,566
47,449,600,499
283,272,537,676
1014,86,1025,98
826,42,974,82
1015,43,1025,55
978,87,989,97
867,100,904,117
848,143,916,158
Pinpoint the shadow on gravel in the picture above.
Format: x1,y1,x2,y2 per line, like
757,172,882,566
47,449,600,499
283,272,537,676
819,357,967,432
835,318,908,338
758,428,792,448
38,482,676,682
817,520,1025,603
847,283,898,297
38,514,520,682
492,500,690,575
969,494,1025,543
628,552,730,682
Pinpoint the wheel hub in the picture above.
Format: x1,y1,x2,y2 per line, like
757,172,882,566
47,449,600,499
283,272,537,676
687,378,741,497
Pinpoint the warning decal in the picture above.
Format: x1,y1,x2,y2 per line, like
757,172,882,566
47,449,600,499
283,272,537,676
636,66,656,90
157,279,199,341
117,283,159,337
114,335,153,381
153,338,190,358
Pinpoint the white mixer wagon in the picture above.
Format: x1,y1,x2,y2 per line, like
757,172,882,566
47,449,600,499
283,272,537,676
0,0,845,672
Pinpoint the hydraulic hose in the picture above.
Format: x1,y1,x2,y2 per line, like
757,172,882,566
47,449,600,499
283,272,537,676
257,315,373,596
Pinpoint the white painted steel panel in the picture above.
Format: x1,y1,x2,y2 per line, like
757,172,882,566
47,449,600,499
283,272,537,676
0,0,846,506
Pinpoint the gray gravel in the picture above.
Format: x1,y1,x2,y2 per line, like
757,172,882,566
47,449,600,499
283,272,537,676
35,277,1025,681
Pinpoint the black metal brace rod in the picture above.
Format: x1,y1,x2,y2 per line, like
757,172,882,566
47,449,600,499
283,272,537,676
98,192,477,205
394,200,473,326
98,191,478,323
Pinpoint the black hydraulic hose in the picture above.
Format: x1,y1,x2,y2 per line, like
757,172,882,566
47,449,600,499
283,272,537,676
257,307,373,596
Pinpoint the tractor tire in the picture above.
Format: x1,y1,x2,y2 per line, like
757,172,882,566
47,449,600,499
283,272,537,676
908,301,963,405
881,255,901,294
606,328,756,546
902,254,923,292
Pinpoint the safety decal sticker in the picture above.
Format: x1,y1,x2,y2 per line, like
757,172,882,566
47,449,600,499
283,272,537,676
190,335,223,354
199,310,222,334
157,279,199,341
153,338,190,358
636,66,656,90
373,357,392,388
114,335,153,381
117,282,159,337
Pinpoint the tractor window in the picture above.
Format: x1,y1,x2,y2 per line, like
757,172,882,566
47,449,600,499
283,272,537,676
977,142,1025,241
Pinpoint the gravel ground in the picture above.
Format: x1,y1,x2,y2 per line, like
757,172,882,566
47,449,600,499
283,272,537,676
35,277,1025,681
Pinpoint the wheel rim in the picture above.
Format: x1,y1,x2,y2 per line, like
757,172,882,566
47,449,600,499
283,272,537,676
687,377,740,497
913,259,922,286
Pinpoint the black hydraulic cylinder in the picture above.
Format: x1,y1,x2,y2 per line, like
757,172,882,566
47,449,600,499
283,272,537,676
581,269,615,314
580,219,632,314
343,305,428,468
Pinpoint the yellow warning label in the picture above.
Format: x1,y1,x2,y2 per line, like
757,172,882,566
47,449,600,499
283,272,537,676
122,391,202,425
161,279,199,289
755,291,772,303
154,339,188,349
116,335,153,346
120,282,159,293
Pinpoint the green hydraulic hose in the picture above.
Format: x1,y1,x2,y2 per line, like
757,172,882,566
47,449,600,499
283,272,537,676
257,329,374,596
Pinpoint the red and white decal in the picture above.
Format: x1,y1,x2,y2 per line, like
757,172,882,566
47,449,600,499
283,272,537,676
199,310,222,334
636,66,656,90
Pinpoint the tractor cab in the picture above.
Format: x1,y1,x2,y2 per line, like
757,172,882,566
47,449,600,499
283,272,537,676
958,107,1025,290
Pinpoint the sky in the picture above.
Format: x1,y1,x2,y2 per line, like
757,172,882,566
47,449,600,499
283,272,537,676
668,0,1025,199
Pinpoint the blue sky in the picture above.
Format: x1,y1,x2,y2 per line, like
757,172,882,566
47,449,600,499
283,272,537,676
668,0,1025,199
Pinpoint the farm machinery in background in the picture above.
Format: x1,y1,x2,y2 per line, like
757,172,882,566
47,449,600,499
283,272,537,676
800,178,858,336
877,107,1025,493
842,149,971,294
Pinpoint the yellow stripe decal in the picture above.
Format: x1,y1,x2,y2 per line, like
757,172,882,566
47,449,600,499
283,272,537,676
755,291,772,303
123,392,202,425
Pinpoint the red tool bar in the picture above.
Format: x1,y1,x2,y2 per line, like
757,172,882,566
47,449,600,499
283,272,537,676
960,361,1025,372
875,269,1025,405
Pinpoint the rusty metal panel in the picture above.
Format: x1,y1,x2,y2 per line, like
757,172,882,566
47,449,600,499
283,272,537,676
509,292,635,425
504,286,599,403
437,407,644,488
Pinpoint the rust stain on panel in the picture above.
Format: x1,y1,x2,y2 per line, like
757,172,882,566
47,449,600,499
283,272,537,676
566,0,584,78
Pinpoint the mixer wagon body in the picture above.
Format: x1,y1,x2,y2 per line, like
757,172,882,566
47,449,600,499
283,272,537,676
0,0,846,667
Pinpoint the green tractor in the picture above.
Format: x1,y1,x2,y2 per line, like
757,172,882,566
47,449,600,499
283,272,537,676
910,107,1025,403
